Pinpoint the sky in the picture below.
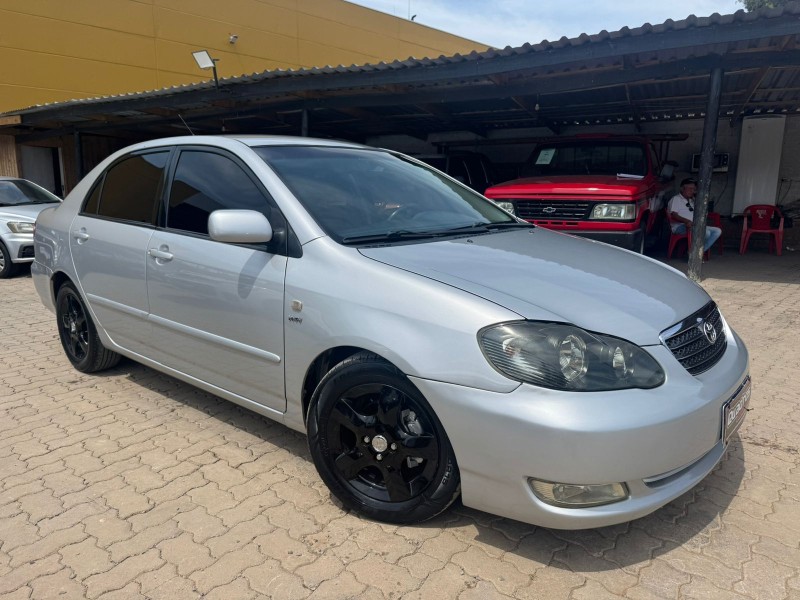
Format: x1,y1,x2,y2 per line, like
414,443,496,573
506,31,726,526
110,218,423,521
347,0,744,48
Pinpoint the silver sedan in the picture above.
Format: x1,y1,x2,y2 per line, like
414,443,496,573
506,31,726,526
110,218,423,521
31,136,750,529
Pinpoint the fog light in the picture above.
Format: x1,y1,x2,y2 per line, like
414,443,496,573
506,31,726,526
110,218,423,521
529,479,628,507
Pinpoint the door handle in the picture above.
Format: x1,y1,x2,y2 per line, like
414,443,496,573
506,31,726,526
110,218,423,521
72,229,90,243
148,247,174,261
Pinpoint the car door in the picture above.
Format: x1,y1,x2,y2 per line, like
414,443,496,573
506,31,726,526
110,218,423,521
70,149,170,353
145,147,287,412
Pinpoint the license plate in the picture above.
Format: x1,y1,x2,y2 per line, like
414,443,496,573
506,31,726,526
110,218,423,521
722,377,751,443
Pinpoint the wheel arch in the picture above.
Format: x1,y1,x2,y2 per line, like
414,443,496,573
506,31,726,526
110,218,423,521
301,346,398,424
51,271,74,306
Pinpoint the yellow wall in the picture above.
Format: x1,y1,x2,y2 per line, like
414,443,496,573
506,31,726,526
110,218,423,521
0,0,488,113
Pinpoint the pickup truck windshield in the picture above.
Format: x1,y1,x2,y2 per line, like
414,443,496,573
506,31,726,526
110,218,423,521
255,146,516,244
524,141,647,178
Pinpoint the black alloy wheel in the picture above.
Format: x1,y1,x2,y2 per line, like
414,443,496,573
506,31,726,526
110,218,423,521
308,352,460,524
55,283,121,373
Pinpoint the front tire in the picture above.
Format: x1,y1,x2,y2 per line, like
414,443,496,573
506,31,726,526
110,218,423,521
307,352,460,524
56,282,121,373
0,241,18,279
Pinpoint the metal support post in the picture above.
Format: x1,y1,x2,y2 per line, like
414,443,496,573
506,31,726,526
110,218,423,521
688,66,724,282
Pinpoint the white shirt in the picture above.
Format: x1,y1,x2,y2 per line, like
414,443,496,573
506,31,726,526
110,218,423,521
668,193,694,230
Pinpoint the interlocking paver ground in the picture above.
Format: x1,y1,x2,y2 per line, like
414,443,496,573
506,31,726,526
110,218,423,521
1,250,799,599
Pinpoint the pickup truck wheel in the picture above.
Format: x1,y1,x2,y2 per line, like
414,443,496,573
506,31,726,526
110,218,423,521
307,352,460,524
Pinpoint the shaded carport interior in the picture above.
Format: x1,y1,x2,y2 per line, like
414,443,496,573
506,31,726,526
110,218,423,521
2,2,800,220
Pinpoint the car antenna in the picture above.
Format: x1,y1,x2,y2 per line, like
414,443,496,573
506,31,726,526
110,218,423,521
178,114,196,136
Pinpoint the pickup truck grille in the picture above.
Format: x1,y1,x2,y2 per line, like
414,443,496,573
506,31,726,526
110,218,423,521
662,303,727,375
510,200,592,221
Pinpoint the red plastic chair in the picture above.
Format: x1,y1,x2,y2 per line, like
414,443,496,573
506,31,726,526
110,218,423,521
665,210,711,260
666,213,690,259
739,204,784,256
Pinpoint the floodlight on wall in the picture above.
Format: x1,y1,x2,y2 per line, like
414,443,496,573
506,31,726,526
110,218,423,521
192,50,220,90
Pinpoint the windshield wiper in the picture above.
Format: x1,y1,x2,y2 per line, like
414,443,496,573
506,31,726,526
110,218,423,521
444,221,533,233
341,230,446,245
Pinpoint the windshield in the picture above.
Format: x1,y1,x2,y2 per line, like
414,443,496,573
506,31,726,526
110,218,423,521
524,141,647,177
0,180,61,207
254,146,518,244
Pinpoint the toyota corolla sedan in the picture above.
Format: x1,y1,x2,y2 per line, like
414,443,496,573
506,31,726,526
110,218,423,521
32,136,750,529
0,177,61,278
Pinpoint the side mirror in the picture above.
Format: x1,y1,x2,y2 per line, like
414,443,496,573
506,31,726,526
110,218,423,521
208,209,273,244
659,160,678,181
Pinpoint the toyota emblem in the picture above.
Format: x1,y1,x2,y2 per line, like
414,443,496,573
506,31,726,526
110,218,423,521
701,320,717,344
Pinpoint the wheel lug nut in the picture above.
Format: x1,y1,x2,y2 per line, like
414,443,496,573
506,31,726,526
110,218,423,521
376,453,383,461
390,443,397,451
363,436,370,443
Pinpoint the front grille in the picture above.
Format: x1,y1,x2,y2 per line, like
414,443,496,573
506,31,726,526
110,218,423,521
662,302,727,375
511,199,591,221
18,245,34,259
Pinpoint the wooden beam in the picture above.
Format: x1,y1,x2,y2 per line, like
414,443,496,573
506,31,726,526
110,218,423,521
0,115,22,127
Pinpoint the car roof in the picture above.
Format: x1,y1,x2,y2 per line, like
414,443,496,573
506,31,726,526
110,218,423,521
122,135,370,153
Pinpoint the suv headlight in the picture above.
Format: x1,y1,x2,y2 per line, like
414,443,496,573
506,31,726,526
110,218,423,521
479,322,664,391
6,222,35,234
590,204,636,220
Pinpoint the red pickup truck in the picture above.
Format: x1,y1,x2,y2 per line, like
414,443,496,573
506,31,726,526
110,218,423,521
484,135,674,253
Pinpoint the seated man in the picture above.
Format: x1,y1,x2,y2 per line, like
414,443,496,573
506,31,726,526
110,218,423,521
668,177,722,252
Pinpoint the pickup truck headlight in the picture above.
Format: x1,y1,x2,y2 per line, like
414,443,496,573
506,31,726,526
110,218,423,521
6,222,35,234
494,201,515,215
479,322,664,391
590,204,636,220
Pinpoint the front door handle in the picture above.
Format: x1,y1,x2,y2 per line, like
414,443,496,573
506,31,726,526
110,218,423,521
72,229,90,243
148,246,174,262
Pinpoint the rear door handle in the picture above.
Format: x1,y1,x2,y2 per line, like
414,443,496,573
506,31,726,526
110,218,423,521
148,247,174,262
72,229,90,243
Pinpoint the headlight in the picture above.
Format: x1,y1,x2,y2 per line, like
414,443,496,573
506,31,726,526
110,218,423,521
479,321,665,391
6,222,35,234
494,201,515,215
590,203,636,220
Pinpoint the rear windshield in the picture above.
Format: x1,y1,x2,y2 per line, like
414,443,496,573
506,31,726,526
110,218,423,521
0,180,60,206
525,141,647,177
254,146,515,243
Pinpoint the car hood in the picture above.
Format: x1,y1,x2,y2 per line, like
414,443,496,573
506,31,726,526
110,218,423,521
0,203,56,222
486,175,651,198
358,228,710,345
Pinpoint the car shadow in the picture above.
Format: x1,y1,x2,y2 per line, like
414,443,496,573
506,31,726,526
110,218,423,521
102,358,745,572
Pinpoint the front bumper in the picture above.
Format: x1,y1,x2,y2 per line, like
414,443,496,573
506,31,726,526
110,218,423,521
1,232,35,264
410,326,750,529
567,228,643,251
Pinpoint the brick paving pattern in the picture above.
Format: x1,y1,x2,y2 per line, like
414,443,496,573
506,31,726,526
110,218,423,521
1,251,799,599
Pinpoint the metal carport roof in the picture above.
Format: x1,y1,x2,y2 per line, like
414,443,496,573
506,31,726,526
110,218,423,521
2,3,800,143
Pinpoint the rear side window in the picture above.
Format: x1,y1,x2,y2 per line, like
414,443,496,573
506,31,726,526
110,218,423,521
95,152,168,224
167,151,276,235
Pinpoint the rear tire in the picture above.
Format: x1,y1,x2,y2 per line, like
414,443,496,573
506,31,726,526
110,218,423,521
307,352,460,524
0,242,18,279
56,282,121,373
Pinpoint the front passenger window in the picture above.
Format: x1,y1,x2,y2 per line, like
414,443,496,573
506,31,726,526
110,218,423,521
167,151,276,236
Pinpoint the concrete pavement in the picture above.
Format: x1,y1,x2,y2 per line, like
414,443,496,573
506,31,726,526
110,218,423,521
1,251,798,599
